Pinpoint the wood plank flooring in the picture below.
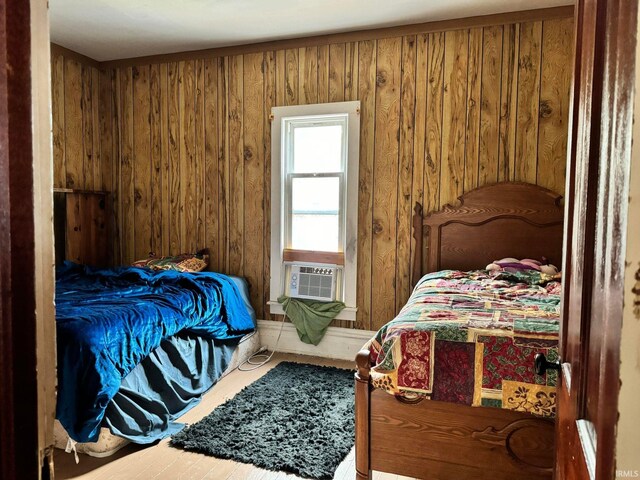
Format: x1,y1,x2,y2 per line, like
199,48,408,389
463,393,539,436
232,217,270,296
54,353,418,480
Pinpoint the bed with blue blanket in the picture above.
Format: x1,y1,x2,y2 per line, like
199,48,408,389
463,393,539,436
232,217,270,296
55,262,256,446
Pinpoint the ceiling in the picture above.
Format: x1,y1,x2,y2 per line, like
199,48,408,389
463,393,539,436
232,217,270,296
50,0,573,62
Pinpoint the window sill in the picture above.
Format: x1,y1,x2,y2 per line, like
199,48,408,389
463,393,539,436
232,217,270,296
267,301,357,321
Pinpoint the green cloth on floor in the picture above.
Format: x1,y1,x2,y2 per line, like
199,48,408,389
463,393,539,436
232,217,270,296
277,295,345,346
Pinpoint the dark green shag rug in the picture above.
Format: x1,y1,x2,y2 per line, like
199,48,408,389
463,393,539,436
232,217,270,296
170,361,355,480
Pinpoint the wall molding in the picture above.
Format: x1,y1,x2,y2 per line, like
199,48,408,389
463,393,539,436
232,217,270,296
56,6,573,70
257,320,374,361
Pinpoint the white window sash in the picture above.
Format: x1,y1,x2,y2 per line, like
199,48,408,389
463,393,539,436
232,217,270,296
284,171,345,252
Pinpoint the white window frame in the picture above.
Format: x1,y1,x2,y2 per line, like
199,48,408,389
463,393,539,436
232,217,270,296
269,101,360,321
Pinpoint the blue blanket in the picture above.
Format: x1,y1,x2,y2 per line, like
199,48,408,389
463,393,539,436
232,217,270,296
55,262,255,443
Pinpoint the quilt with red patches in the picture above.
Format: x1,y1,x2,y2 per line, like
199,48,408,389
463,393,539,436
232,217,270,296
368,269,559,417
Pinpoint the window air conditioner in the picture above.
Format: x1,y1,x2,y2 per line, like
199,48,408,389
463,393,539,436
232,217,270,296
288,264,337,302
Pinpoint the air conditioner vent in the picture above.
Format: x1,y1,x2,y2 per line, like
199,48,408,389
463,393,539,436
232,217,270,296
289,264,337,302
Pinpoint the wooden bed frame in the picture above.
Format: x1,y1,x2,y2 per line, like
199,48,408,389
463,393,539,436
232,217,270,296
355,182,564,480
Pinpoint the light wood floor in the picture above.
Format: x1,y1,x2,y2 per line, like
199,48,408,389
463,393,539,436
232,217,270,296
54,353,418,480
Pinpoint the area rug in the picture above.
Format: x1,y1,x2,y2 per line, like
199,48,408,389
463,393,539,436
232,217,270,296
170,361,355,480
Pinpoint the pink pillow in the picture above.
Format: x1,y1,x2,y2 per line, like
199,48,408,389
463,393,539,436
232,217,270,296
495,258,539,271
486,257,559,275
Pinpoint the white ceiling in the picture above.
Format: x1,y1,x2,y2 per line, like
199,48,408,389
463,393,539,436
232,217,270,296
50,0,573,62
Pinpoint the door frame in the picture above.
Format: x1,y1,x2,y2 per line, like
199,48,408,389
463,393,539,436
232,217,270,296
0,0,56,479
558,0,638,478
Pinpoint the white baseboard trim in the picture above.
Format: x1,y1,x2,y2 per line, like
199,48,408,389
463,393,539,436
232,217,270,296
257,320,375,361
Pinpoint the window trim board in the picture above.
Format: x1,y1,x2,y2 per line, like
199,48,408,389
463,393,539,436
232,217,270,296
269,101,360,317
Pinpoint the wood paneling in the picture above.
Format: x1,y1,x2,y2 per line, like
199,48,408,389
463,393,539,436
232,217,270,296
51,48,119,264
243,52,265,318
56,192,109,268
51,16,574,329
498,24,520,182
537,18,574,195
396,35,417,313
355,39,376,331
119,67,135,264
425,32,445,214
441,29,468,207
479,26,503,185
149,64,163,255
168,62,181,255
516,21,544,184
52,49,114,191
133,65,152,261
204,58,219,271
372,36,402,328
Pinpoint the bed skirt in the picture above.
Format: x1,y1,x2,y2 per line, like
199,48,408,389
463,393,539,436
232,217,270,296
53,330,260,457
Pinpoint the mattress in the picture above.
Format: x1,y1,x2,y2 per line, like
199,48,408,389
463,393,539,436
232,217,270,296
368,269,560,417
54,330,261,457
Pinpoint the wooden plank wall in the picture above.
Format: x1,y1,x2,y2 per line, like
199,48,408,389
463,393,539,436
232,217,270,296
51,16,574,331
51,49,115,192
51,48,119,262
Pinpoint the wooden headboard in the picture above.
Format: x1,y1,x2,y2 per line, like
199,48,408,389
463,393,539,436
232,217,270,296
411,182,564,287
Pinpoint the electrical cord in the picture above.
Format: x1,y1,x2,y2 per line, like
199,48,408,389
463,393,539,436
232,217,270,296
238,303,290,371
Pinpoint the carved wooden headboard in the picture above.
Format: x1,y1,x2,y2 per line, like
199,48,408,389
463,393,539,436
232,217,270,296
411,182,565,287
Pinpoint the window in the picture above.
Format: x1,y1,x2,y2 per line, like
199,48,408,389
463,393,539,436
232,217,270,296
269,101,360,320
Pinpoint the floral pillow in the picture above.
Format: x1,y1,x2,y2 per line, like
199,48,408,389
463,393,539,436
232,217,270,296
132,250,209,273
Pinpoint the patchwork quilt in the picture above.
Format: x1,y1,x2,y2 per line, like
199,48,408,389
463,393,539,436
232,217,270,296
369,269,560,417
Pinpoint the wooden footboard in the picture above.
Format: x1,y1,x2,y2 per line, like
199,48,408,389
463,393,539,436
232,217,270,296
355,348,555,480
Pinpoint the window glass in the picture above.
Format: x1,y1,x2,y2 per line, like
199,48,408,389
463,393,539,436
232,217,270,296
292,124,343,173
290,176,340,251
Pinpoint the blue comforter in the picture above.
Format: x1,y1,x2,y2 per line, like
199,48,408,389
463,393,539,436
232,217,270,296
55,262,255,443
